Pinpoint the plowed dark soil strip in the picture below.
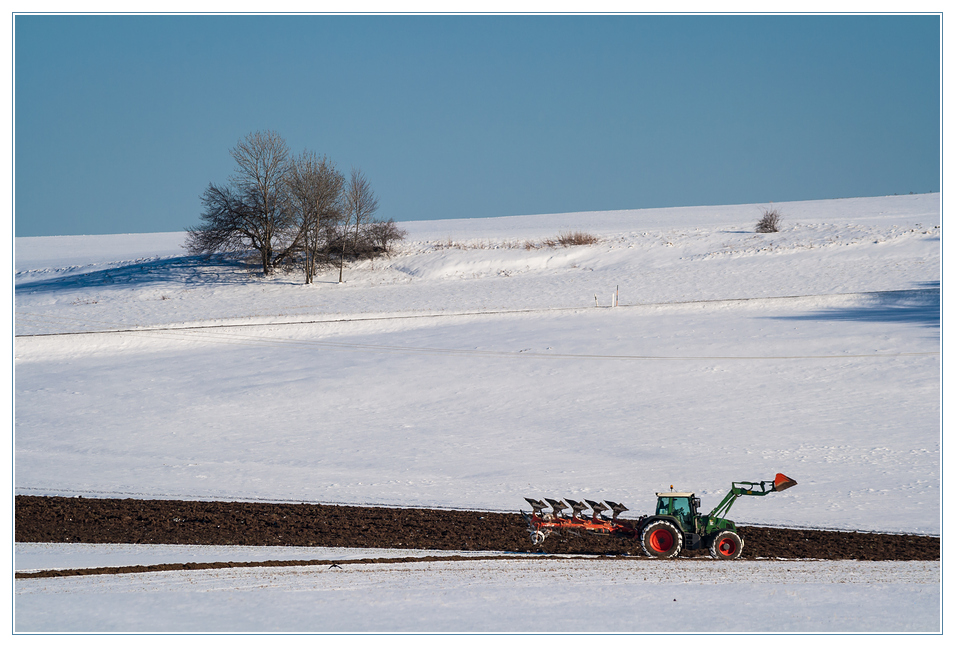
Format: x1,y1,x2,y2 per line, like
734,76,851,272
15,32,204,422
15,496,940,562
16,554,610,579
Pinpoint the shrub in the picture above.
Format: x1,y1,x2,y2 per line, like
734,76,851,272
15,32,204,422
756,208,782,233
364,219,408,255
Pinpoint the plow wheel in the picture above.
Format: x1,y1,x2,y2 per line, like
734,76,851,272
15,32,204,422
530,530,547,546
641,520,683,558
709,530,744,559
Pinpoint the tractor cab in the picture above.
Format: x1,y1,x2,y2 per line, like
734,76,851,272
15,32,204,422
654,492,701,533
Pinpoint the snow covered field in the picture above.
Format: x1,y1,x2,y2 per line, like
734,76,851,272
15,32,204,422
14,194,941,632
14,548,940,632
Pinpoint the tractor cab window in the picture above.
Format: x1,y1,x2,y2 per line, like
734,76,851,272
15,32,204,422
656,496,693,529
671,497,692,527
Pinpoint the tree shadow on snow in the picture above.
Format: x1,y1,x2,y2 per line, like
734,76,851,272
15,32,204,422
15,254,267,295
773,283,940,328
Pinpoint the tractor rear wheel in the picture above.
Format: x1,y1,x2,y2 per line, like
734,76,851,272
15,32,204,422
641,520,683,558
709,530,744,559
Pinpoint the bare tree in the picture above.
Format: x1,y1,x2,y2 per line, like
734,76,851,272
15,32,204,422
338,167,380,283
285,151,345,283
187,183,267,262
187,133,398,280
186,130,292,275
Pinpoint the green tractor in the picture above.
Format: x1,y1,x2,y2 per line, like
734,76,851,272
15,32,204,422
640,473,797,559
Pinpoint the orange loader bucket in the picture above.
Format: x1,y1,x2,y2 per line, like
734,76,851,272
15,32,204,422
773,473,797,492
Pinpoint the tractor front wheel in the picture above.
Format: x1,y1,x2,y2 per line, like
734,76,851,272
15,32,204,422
709,530,744,559
641,520,683,558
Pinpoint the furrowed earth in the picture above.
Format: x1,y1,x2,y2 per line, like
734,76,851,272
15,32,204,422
15,495,939,576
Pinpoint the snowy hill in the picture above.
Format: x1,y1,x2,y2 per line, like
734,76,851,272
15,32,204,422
14,194,940,534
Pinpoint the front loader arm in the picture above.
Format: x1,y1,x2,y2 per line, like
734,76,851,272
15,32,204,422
708,473,797,521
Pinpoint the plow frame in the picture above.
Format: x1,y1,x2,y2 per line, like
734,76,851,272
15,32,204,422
521,506,637,546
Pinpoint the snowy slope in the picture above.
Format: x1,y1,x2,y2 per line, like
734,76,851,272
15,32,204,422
14,554,940,632
15,194,939,334
13,194,941,633
14,194,940,535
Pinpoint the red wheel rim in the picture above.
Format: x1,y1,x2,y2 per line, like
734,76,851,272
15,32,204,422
718,537,737,556
649,528,674,552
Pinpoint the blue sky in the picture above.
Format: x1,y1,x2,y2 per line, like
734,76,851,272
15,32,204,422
14,14,940,237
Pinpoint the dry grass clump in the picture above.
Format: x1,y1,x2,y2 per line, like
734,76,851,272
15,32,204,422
555,230,599,246
756,208,782,233
436,231,600,251
525,231,600,250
